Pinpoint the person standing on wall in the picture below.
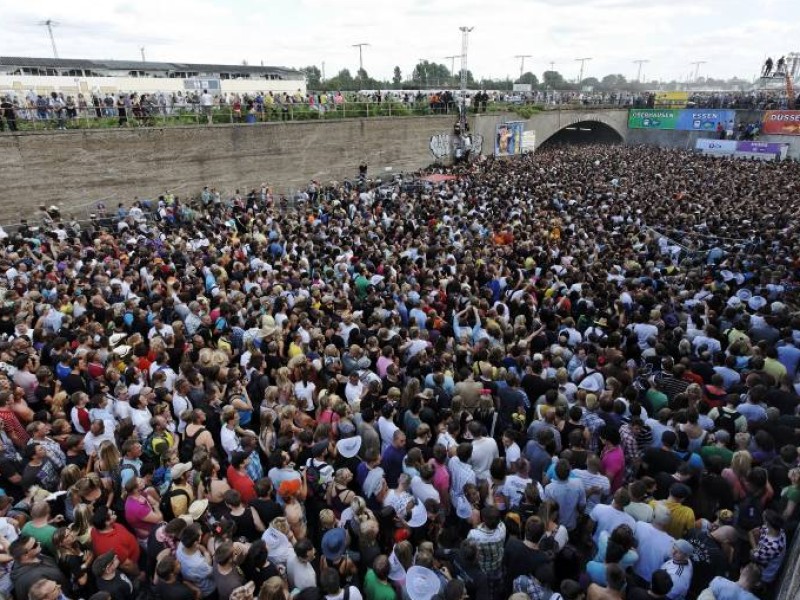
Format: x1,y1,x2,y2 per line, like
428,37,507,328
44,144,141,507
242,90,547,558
200,89,214,125
0,96,16,132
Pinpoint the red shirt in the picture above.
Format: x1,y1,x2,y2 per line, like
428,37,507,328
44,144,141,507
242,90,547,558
226,465,256,504
91,522,141,565
0,409,29,446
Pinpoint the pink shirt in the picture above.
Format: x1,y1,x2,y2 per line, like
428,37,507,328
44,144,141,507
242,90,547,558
601,446,625,493
376,356,393,378
125,495,156,540
430,460,451,507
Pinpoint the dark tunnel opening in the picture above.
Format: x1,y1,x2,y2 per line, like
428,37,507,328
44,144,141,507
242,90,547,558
538,120,624,149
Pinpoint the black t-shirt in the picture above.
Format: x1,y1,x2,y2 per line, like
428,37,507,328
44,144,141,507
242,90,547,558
765,389,799,416
686,530,729,598
642,447,683,477
250,498,282,528
61,373,88,395
626,586,660,600
503,537,553,585
521,374,550,405
155,580,195,600
66,452,89,472
96,573,134,600
0,459,24,500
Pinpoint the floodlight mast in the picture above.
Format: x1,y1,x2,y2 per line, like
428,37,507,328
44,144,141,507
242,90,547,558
459,26,473,129
40,19,59,59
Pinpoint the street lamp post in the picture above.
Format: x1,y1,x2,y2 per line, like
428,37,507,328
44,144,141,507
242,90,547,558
633,59,649,83
575,57,592,87
352,43,370,87
515,54,532,82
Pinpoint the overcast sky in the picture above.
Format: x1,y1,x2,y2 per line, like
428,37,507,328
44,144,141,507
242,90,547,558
4,0,799,83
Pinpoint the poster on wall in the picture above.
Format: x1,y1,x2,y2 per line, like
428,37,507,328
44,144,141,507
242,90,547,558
628,109,735,131
677,110,736,131
495,121,524,156
695,138,789,160
521,130,536,153
628,109,680,129
761,111,800,135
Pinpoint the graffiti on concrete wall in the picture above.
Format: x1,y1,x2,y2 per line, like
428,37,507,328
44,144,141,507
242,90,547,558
429,133,484,159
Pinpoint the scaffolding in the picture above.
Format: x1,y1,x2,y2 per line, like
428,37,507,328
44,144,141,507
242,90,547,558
755,52,799,107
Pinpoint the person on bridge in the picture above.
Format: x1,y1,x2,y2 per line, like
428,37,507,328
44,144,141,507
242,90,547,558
763,57,773,77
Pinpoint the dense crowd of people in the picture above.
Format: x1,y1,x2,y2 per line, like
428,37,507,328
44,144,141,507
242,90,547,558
0,144,798,600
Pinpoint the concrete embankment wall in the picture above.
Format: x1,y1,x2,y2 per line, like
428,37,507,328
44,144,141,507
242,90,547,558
0,115,455,223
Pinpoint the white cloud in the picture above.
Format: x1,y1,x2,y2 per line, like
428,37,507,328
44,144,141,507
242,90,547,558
2,0,798,82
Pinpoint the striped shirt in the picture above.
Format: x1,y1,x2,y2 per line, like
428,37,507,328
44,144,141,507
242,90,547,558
573,469,610,513
447,456,476,505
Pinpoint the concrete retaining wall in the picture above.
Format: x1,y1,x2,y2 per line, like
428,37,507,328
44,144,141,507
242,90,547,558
0,115,455,223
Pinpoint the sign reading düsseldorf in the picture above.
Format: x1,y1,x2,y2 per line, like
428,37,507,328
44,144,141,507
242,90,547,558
761,110,800,135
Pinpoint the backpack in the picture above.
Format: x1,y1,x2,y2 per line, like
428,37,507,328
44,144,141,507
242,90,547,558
179,427,205,463
736,494,764,531
304,460,326,499
159,485,191,521
714,408,741,439
142,431,169,464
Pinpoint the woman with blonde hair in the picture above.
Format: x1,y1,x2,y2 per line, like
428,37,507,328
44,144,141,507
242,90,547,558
71,474,108,508
96,440,121,477
273,367,294,406
325,469,356,517
69,503,94,546
52,527,94,597
722,450,752,501
258,576,289,600
400,378,420,410
58,464,83,521
50,391,69,419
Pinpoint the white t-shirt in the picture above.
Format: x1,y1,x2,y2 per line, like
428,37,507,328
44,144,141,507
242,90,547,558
200,93,213,107
131,407,154,439
221,426,242,461
469,437,499,482
378,417,399,453
411,476,441,504
286,555,317,592
172,393,192,434
504,443,521,468
325,588,362,600
294,381,316,412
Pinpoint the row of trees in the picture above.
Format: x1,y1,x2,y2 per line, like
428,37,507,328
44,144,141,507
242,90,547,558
301,63,752,92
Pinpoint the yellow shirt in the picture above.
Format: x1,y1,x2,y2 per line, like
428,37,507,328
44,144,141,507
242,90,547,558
764,357,787,383
287,342,304,359
651,499,695,539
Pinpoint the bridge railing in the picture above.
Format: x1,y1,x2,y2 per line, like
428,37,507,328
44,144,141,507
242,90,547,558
0,98,639,132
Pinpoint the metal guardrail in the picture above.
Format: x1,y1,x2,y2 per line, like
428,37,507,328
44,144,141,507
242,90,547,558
0,98,640,132
0,101,464,131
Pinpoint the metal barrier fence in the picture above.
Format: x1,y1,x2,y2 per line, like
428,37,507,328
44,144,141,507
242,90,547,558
2,101,461,131
0,98,636,132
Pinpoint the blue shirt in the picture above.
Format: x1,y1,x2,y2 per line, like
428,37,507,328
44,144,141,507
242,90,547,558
543,478,585,530
709,577,759,600
777,344,800,379
381,445,407,488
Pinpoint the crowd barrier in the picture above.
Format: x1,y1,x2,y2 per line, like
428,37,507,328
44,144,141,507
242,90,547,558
0,96,639,132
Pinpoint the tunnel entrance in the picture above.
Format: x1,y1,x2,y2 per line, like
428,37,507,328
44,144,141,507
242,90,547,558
538,120,623,149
